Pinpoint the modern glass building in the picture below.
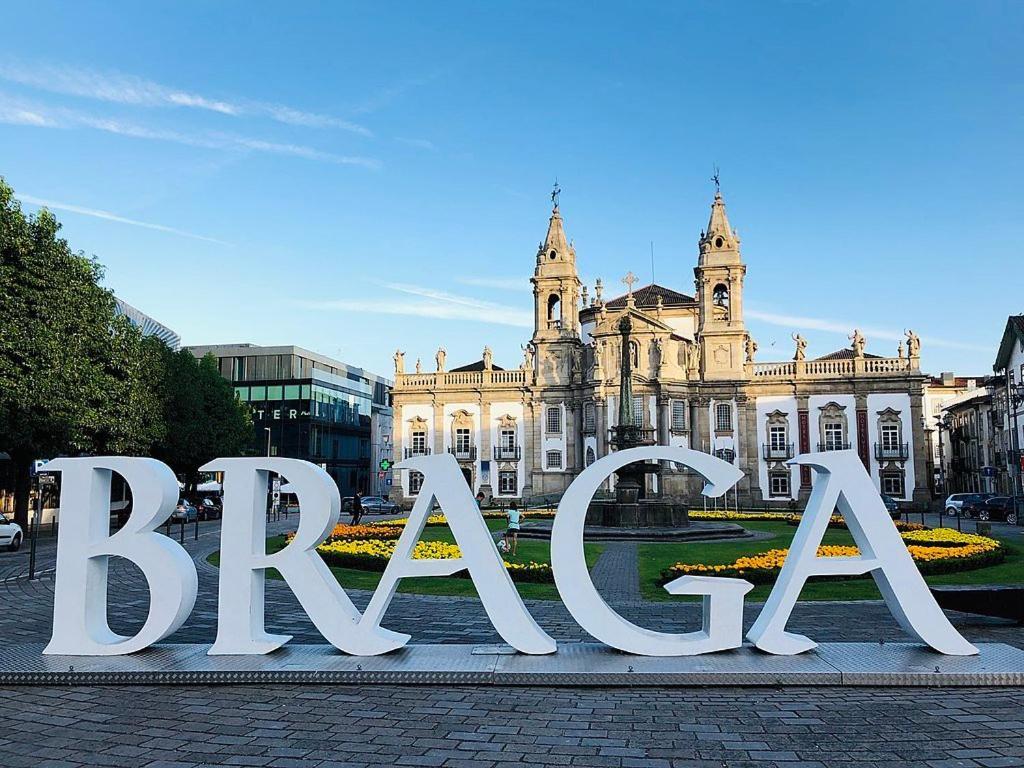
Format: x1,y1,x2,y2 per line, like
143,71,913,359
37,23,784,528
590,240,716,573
186,344,392,498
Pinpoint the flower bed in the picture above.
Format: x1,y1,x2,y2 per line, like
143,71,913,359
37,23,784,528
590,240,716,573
689,510,794,522
315,538,554,583
374,509,557,528
782,514,926,533
659,531,1004,585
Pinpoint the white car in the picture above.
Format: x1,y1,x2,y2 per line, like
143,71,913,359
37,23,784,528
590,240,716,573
0,514,23,552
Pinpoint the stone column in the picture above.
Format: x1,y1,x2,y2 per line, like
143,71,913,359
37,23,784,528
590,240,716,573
432,400,445,456
797,394,812,494
740,395,761,502
479,398,492,500
909,382,932,505
391,402,404,503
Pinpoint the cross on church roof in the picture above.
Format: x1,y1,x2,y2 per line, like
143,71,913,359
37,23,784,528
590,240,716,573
622,271,637,297
711,165,721,195
551,180,561,208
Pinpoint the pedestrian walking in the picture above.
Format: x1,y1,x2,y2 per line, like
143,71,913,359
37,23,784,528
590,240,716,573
504,501,521,556
351,490,363,525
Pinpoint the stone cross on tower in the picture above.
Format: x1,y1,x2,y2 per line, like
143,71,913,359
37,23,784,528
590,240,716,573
622,271,637,297
551,180,561,209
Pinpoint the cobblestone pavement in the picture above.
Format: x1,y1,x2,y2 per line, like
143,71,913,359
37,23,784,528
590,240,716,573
1,519,1023,767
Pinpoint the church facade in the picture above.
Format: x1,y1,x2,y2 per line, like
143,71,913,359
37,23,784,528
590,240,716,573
389,191,930,509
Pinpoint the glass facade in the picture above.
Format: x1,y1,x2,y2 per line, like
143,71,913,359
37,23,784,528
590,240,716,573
204,346,390,499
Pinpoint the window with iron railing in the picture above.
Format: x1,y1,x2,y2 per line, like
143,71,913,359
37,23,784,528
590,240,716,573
546,450,563,469
546,406,562,434
716,403,732,432
671,400,687,432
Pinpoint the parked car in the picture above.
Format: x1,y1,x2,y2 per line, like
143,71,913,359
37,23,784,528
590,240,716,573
944,493,994,517
192,497,222,521
965,496,1020,524
880,494,901,517
360,496,399,515
0,514,23,552
169,499,198,524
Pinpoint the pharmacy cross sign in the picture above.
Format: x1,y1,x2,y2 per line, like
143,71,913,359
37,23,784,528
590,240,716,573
38,447,979,661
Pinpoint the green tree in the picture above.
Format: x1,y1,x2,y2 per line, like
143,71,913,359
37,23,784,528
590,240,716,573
150,346,252,494
0,178,165,527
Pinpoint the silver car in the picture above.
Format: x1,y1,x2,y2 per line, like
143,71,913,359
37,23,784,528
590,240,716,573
359,496,399,515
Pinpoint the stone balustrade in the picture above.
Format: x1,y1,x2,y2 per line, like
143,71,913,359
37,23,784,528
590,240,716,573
748,356,918,380
395,368,530,390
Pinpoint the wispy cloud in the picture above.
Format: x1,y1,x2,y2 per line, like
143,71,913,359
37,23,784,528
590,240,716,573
455,276,531,292
395,136,436,151
18,194,231,245
746,307,988,352
0,95,381,169
299,281,532,328
0,60,373,136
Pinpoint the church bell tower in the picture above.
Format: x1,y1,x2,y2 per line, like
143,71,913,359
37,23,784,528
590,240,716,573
694,186,748,380
530,185,582,385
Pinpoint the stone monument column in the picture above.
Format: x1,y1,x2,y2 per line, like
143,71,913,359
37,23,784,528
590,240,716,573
479,398,493,500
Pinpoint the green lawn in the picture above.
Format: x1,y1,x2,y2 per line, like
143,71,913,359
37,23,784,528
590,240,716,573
208,518,603,601
208,518,1023,603
638,521,1024,602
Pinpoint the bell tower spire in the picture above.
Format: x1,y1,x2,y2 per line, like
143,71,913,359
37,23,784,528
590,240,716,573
530,183,583,384
694,182,748,380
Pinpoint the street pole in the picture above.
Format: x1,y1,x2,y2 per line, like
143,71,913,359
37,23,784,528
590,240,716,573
1004,368,1020,525
28,477,41,580
265,427,272,457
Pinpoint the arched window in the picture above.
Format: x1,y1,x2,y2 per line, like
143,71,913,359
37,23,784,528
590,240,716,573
585,446,596,466
547,293,561,327
712,283,730,308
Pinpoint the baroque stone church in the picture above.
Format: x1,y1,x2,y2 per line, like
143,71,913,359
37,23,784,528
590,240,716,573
390,189,930,508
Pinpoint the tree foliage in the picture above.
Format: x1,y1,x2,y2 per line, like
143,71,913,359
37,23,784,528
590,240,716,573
0,176,251,525
149,345,253,491
0,178,165,525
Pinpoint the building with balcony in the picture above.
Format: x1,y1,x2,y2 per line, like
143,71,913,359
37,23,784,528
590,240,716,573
187,344,392,499
390,189,931,507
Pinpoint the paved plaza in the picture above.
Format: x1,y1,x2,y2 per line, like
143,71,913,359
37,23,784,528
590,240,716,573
1,520,1023,767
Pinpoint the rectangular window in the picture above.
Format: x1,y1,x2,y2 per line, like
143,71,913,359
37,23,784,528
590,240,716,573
632,396,644,426
716,403,732,432
671,400,687,431
881,423,901,450
409,471,424,496
498,471,517,495
500,428,516,450
455,428,471,453
824,422,845,450
232,356,245,380
714,448,735,464
583,402,596,432
267,385,283,401
411,431,427,454
300,384,311,400
769,425,788,451
234,386,249,401
546,406,562,434
249,385,266,402
769,472,790,497
284,385,300,400
546,450,563,470
882,472,904,497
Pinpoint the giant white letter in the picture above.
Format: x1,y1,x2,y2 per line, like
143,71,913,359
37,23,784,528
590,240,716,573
747,450,977,655
44,457,197,655
359,453,556,655
204,458,405,656
552,446,753,656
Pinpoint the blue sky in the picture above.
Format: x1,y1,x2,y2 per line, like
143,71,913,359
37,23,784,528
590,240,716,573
1,2,1020,378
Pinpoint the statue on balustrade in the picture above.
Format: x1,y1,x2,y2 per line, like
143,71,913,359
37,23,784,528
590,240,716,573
792,333,807,361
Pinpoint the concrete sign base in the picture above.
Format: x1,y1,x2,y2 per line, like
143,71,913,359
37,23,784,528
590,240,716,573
2,642,1023,686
